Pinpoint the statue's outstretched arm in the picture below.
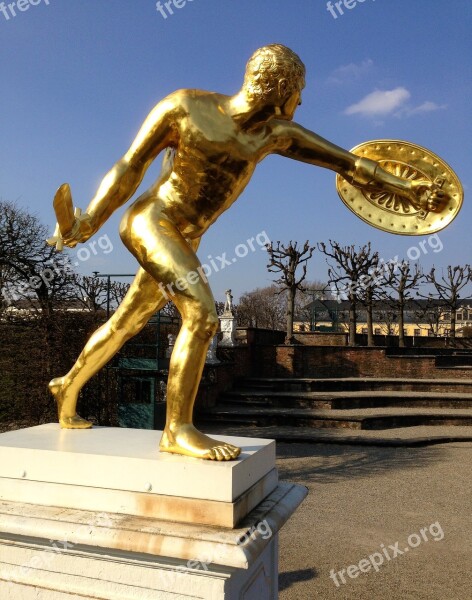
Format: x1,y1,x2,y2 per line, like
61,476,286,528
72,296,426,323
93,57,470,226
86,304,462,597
270,121,444,212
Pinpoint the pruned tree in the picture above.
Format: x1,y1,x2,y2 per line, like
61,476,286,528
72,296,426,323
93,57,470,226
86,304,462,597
72,275,109,312
424,265,472,341
413,297,445,337
376,309,399,336
108,281,131,309
355,253,381,347
318,241,379,346
266,241,315,343
384,261,423,347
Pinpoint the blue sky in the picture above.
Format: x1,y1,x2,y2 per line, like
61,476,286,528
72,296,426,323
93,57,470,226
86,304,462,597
1,0,471,301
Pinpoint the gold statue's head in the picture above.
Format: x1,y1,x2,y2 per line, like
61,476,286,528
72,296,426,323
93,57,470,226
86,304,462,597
243,44,306,108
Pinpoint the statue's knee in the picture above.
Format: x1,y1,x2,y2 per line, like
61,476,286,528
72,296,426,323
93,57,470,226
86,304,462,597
191,310,219,339
207,313,219,337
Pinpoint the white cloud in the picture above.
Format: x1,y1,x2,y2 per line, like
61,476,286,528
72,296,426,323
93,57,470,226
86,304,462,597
344,88,447,119
327,59,374,84
401,101,447,116
344,87,411,117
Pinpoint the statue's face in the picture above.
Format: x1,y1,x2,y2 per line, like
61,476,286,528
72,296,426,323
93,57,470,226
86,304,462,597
277,79,304,120
280,88,302,120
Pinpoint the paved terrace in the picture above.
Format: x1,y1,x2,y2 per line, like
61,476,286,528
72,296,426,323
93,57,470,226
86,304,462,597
275,440,471,599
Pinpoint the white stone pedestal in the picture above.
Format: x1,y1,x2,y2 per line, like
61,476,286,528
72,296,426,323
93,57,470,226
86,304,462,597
219,315,237,347
0,425,307,599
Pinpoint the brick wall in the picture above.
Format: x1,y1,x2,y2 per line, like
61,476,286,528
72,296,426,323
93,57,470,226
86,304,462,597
292,332,349,346
292,332,472,348
254,346,472,380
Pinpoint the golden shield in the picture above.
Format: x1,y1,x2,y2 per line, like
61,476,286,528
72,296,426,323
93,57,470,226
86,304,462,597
336,140,463,235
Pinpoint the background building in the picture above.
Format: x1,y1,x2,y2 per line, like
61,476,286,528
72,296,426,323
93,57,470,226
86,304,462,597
297,298,472,338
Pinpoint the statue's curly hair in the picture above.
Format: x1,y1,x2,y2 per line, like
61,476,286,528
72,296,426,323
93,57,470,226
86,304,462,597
244,44,306,101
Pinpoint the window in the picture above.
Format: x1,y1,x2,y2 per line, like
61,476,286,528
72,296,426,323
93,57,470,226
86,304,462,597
375,328,381,335
414,329,421,336
362,327,368,334
457,312,464,321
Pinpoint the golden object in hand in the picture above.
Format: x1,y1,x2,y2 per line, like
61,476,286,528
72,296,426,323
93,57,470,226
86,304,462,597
336,140,463,235
47,183,93,251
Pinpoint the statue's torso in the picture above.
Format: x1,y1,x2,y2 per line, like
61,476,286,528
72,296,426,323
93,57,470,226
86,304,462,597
155,92,274,237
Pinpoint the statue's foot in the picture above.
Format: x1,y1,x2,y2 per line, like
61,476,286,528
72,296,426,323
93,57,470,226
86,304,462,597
48,377,92,429
58,414,93,429
160,424,241,461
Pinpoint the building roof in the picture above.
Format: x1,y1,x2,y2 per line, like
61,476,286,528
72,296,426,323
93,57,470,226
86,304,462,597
298,298,472,324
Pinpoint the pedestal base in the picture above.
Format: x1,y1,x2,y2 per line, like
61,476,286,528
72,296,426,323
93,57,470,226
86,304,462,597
219,315,237,347
0,426,307,599
0,482,306,599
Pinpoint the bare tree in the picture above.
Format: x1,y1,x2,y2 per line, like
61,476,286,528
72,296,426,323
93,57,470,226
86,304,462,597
384,261,423,347
237,285,286,330
214,301,226,316
0,200,75,315
71,275,109,312
108,281,131,308
356,253,381,347
266,241,315,343
376,309,399,336
318,241,379,345
0,201,97,427
424,266,472,341
413,297,445,337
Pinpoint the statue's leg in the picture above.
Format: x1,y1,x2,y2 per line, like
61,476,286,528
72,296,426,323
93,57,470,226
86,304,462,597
49,267,167,428
122,217,241,461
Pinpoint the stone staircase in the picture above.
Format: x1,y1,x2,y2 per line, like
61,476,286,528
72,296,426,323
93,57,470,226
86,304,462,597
196,377,472,447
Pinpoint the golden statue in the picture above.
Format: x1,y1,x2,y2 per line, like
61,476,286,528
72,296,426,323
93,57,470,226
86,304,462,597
48,44,460,461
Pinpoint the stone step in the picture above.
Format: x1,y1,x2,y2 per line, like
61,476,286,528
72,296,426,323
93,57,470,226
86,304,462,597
221,389,472,410
199,406,472,430
200,423,472,448
239,377,472,394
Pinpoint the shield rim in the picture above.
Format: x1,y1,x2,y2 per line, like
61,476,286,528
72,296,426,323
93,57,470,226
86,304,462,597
336,139,464,236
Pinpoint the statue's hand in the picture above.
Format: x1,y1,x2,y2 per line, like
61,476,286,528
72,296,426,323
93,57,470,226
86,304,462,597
61,211,95,248
410,179,447,213
47,210,94,251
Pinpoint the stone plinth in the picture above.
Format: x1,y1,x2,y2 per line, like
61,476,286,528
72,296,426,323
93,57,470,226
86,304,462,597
0,424,276,528
219,314,237,347
0,425,307,599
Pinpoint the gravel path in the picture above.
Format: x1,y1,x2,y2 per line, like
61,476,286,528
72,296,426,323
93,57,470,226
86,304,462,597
276,441,472,599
